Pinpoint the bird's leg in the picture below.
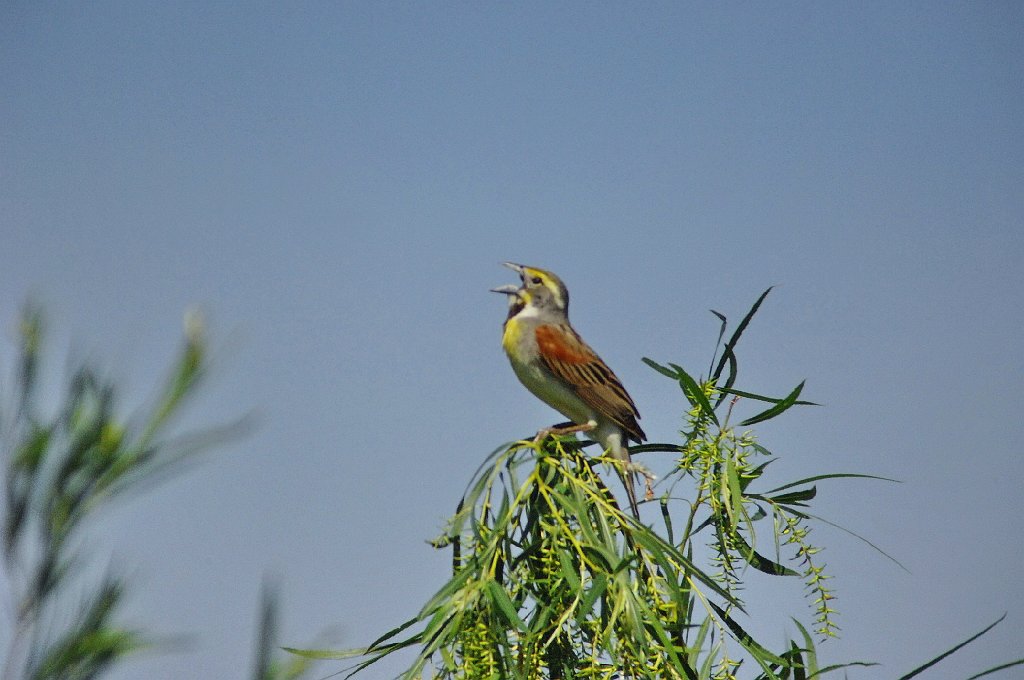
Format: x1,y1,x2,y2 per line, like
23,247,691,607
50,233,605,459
533,420,595,444
620,460,657,501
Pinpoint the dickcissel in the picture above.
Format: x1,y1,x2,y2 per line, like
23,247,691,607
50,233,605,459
492,262,646,518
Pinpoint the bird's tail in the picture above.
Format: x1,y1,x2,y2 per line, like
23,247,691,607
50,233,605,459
607,434,641,520
620,464,641,520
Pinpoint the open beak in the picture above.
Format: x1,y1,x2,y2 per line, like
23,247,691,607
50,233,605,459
502,262,525,274
492,262,526,295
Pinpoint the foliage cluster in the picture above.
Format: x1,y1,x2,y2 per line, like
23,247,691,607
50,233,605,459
306,290,1021,680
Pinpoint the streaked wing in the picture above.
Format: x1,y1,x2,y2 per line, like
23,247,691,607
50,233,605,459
534,324,646,442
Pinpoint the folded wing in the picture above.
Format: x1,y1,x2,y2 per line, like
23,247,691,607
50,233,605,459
534,324,646,443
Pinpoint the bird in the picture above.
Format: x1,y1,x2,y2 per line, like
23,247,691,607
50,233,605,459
491,262,646,519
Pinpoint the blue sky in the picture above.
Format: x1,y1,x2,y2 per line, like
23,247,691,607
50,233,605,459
2,3,1022,678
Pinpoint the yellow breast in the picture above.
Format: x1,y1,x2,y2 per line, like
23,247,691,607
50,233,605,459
501,315,528,357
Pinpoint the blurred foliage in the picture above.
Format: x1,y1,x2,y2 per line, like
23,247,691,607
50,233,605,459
295,289,1022,679
0,306,314,680
1,306,209,679
250,584,314,680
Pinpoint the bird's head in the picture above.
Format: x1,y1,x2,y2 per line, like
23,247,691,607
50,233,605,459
490,262,569,320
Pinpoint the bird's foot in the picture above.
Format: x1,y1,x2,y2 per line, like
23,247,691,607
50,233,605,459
623,461,657,501
533,421,595,444
624,460,655,480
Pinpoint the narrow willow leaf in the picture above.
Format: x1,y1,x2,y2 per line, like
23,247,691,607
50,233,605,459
767,487,817,505
708,308,729,380
715,350,740,407
532,603,560,636
6,425,53,552
686,617,712,667
731,531,799,577
365,615,425,652
965,658,1024,680
719,386,819,407
577,574,608,620
790,641,808,680
669,363,719,425
251,584,277,680
745,459,774,481
724,454,744,529
791,618,818,676
627,442,685,455
660,498,675,543
557,551,582,591
4,309,231,680
485,580,527,632
17,304,44,416
792,623,881,679
755,644,805,680
740,380,805,426
764,473,899,495
690,512,717,536
415,568,475,621
580,545,616,572
897,613,1007,680
712,286,773,382
708,602,787,666
807,662,880,679
283,647,368,660
642,356,680,379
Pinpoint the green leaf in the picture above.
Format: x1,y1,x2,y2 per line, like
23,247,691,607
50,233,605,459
764,473,899,495
722,454,744,529
708,309,729,375
577,574,608,620
731,531,799,577
712,287,773,383
283,646,365,660
755,643,808,680
966,658,1024,680
790,640,808,680
708,602,786,666
767,486,817,505
807,662,880,679
736,459,774,495
715,350,740,407
484,580,527,632
787,509,910,573
740,380,806,426
669,363,719,425
747,503,768,521
898,613,1009,680
251,584,277,680
363,615,425,653
580,545,615,573
791,618,819,677
642,357,680,379
557,550,581,591
659,498,675,543
718,386,819,407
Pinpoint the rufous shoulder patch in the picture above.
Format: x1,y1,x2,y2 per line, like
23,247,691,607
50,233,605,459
535,325,591,364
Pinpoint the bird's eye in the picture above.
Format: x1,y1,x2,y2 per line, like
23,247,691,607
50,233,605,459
531,276,542,284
